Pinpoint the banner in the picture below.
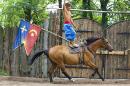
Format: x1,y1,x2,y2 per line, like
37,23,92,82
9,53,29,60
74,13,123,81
13,20,30,49
24,24,41,56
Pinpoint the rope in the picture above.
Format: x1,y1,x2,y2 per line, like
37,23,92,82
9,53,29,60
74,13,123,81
41,28,69,42
47,8,130,14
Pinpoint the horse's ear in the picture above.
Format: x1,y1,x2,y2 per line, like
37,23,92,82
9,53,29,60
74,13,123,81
100,36,106,41
102,36,105,39
80,39,87,45
83,39,87,43
100,34,106,38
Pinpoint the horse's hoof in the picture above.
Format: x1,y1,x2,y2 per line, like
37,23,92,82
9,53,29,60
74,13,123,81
102,78,105,81
49,78,53,83
89,75,94,79
70,79,75,82
49,80,52,82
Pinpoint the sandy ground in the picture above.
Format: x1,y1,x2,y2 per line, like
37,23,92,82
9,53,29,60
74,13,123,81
0,76,130,86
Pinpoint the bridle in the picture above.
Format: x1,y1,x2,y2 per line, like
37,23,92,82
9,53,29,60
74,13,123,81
86,38,109,58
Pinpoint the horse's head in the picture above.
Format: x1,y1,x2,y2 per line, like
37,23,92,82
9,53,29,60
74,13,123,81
99,37,113,52
84,36,113,52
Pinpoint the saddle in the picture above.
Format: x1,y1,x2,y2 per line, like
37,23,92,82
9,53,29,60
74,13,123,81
68,43,86,64
69,41,86,53
69,46,81,54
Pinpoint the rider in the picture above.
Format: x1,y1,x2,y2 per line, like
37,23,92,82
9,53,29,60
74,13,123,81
63,1,79,48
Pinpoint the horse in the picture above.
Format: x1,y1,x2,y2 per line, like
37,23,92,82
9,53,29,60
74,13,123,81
29,36,113,82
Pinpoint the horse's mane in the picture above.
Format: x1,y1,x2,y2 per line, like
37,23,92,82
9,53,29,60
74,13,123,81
85,37,100,45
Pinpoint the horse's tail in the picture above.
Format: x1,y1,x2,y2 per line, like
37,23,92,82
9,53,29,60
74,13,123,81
29,49,49,65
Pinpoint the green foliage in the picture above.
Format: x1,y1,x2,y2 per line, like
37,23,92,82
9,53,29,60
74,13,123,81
0,0,52,29
0,0,130,29
93,16,102,24
73,0,130,24
71,0,82,8
0,69,9,76
107,0,130,24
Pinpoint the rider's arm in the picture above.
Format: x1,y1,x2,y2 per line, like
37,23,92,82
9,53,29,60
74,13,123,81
70,18,78,29
63,4,68,15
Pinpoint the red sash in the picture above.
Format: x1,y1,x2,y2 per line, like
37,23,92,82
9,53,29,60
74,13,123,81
64,21,72,24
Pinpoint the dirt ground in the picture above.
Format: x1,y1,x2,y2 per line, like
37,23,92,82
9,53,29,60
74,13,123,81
0,76,130,86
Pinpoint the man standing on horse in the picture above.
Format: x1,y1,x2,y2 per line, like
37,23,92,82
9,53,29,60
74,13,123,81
63,1,79,48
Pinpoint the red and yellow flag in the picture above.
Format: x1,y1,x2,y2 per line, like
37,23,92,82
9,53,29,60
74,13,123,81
24,24,41,56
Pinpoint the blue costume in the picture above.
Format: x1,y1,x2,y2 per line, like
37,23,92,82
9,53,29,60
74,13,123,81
64,24,76,41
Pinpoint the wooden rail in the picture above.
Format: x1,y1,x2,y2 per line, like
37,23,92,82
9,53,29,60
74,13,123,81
96,50,128,55
64,50,129,69
47,8,130,14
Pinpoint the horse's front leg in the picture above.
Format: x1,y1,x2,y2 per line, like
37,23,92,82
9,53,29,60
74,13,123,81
89,68,104,81
84,61,99,79
89,69,96,79
89,65,104,81
84,54,104,81
87,63,104,81
94,68,104,81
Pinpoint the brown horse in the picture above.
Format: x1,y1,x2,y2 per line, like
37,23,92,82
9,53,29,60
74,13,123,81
30,37,113,82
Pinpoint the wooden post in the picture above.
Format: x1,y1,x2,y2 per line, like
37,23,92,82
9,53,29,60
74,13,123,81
42,19,49,77
58,0,63,44
127,50,130,78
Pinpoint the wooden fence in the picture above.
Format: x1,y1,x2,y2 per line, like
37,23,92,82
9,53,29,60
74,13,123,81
106,20,130,79
60,21,130,79
0,12,130,79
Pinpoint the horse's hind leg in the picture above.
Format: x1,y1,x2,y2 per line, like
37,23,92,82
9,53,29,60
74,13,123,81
58,64,74,82
48,63,57,82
